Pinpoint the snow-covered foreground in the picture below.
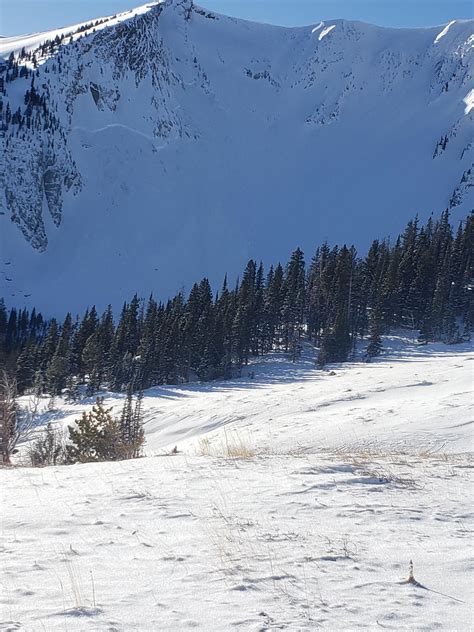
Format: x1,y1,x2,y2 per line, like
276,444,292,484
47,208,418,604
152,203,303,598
1,337,473,630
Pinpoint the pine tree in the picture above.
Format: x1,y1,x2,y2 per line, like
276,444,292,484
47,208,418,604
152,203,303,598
65,374,79,403
252,262,265,356
131,389,145,458
214,275,235,378
71,307,98,379
120,383,134,445
16,343,37,394
46,314,74,396
5,308,18,353
136,296,158,389
233,260,257,367
39,319,59,374
365,303,383,359
318,246,354,364
264,263,284,350
282,248,306,353
119,384,145,458
67,398,123,463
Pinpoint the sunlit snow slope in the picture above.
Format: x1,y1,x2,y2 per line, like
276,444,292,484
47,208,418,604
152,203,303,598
2,337,473,630
1,1,473,312
28,334,474,457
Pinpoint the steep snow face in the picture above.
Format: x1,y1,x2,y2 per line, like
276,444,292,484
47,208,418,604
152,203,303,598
1,2,473,312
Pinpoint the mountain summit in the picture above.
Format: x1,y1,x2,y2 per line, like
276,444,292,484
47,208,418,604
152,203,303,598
1,1,472,311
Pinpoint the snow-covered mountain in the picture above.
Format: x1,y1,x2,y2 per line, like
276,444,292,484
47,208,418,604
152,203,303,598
1,1,473,312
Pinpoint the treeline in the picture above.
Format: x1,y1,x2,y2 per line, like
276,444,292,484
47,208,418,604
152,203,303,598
0,211,472,397
0,16,107,135
2,16,107,80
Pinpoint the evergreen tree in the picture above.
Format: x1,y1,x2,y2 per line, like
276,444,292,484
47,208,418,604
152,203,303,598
71,307,98,379
233,260,257,367
65,374,79,403
119,384,145,458
263,263,284,350
46,313,73,395
282,248,306,356
16,343,37,394
318,246,354,364
365,303,383,359
67,398,123,463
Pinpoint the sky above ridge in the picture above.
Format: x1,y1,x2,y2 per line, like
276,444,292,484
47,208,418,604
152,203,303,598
0,0,471,36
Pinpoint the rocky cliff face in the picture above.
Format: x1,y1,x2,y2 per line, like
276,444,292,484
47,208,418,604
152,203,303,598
1,1,473,311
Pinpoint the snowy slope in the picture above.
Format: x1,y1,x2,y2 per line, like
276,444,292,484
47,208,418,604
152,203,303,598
22,334,474,457
0,2,473,312
0,3,161,58
1,337,473,630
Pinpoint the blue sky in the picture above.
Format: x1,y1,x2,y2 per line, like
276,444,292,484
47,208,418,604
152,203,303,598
0,0,471,36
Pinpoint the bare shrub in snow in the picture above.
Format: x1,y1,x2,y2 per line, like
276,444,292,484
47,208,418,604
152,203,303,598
0,370,40,465
198,429,256,459
29,422,67,466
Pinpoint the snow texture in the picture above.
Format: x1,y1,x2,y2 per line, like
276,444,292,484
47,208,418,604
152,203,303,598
1,335,473,630
0,2,473,313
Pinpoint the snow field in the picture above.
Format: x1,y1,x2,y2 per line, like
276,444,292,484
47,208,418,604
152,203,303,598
1,336,473,630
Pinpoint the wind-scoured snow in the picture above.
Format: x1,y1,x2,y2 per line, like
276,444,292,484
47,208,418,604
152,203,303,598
318,24,337,41
0,2,473,313
1,336,473,630
434,20,457,44
464,87,474,114
311,22,325,34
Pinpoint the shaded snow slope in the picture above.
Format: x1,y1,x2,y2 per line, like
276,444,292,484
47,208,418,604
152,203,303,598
1,338,473,630
1,2,473,312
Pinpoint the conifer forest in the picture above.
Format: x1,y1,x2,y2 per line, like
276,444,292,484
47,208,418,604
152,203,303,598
2,211,472,398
